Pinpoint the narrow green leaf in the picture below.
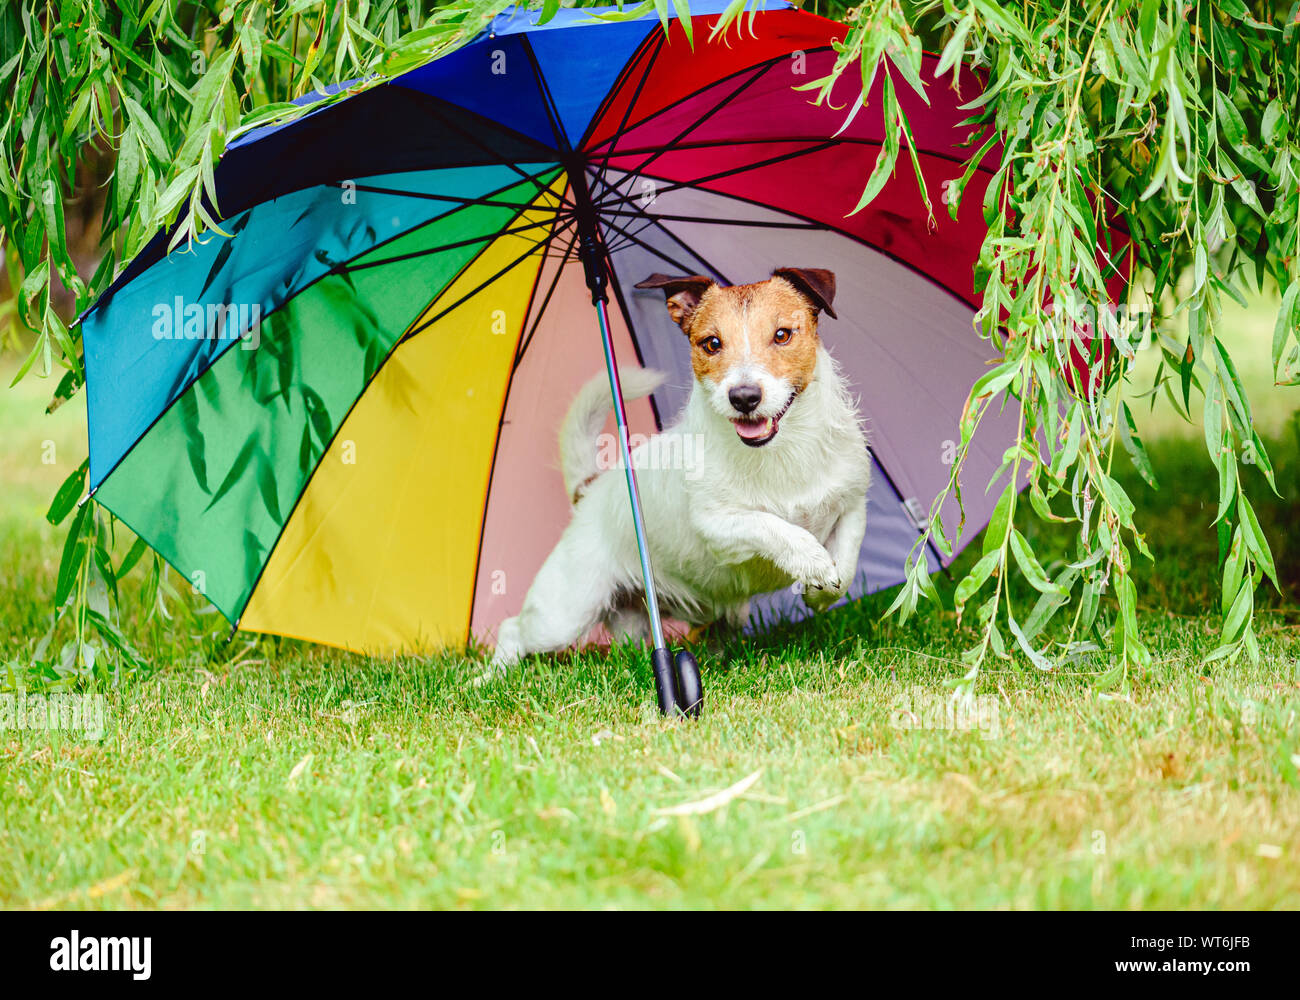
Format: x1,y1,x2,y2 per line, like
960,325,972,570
46,460,88,525
118,535,150,578
1221,577,1253,644
55,503,90,607
1008,611,1053,670
955,549,1000,617
1118,401,1159,489
1239,498,1278,590
1010,529,1065,596
847,75,900,215
983,480,1016,557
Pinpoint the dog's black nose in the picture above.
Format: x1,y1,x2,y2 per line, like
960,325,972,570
728,384,763,414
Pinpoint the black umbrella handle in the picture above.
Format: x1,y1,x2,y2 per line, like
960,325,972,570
651,647,679,715
674,648,703,718
651,646,703,718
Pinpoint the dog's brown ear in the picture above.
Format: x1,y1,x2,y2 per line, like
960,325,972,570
634,273,716,331
772,267,837,320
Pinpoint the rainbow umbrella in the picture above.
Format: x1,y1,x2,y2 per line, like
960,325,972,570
80,1,1034,712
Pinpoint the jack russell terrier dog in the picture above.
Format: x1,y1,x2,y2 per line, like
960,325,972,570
484,267,871,676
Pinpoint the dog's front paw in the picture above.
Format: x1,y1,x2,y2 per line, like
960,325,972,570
789,545,840,596
803,584,844,614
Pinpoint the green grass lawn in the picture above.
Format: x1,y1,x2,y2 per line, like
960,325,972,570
2,298,1299,910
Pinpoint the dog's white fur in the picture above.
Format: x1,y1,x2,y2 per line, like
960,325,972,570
485,341,871,674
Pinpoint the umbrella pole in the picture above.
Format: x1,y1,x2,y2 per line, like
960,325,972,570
577,222,702,717
592,294,703,718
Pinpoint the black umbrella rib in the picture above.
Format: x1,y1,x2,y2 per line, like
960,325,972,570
591,179,734,285
325,181,567,212
522,35,572,154
588,44,835,163
603,135,864,156
593,212,709,278
420,96,576,209
543,223,580,260
584,29,667,180
616,210,735,288
607,62,772,189
586,170,671,256
613,162,988,312
340,214,564,273
538,208,580,261
599,207,823,230
600,134,998,178
401,237,555,343
577,28,664,152
596,208,663,257
304,165,562,280
600,228,655,257
595,139,839,213
512,218,579,371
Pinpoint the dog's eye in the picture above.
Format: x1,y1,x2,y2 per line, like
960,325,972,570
774,327,794,345
698,336,723,355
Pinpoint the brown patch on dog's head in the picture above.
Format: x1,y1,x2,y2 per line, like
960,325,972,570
637,268,838,446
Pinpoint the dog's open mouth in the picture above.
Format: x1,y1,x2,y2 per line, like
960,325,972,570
732,415,778,446
732,394,795,447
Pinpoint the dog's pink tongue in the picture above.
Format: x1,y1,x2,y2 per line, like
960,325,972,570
734,417,774,441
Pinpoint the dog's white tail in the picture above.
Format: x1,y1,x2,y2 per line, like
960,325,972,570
560,366,666,502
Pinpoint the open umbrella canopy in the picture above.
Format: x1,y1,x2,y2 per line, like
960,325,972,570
80,0,1039,655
